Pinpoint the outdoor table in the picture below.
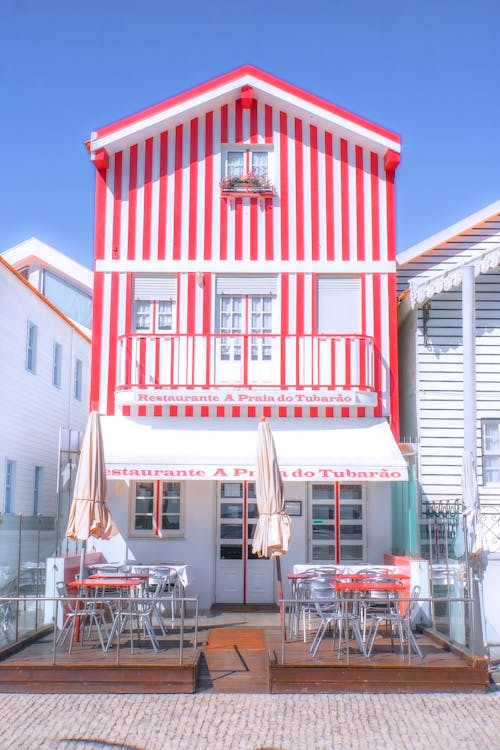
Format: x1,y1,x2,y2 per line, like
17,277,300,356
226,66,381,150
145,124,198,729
66,578,143,642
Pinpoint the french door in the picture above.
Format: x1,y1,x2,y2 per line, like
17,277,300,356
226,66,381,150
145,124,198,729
309,483,366,564
215,481,275,603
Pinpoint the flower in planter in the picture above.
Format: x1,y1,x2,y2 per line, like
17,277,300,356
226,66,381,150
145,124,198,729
220,171,272,191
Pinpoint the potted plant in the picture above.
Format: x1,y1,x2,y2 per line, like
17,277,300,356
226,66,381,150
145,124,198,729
220,171,273,193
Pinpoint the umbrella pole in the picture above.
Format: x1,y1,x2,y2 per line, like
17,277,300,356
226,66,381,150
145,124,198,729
79,540,87,582
275,555,286,640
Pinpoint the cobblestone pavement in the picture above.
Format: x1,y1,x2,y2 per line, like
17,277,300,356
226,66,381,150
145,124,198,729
0,689,499,750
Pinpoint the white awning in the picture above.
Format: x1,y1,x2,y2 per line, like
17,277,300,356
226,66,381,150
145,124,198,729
101,417,407,482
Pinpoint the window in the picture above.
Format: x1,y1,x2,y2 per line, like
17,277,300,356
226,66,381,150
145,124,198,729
316,277,361,333
74,358,83,401
482,420,500,485
26,321,37,373
131,481,183,537
42,269,92,329
216,276,277,362
133,276,176,333
53,342,62,388
309,483,365,563
223,147,272,182
33,466,42,515
4,460,15,514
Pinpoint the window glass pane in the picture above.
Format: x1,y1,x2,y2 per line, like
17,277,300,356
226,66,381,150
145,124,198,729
135,300,151,330
339,484,362,500
74,359,82,401
221,503,242,519
313,504,334,521
221,483,243,499
340,544,363,561
227,151,244,176
157,300,173,331
312,485,334,500
220,524,242,539
220,545,242,560
312,524,334,540
340,524,362,540
247,502,258,519
42,270,92,328
340,504,362,520
53,342,62,387
312,544,335,561
251,151,268,178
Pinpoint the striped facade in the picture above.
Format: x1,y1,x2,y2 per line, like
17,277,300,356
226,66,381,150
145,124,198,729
89,66,401,430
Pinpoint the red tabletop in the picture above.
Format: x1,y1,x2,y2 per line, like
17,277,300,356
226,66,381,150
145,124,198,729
331,580,405,593
67,578,143,589
88,573,149,581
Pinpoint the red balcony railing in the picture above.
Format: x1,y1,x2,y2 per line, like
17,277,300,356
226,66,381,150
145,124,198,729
116,333,376,394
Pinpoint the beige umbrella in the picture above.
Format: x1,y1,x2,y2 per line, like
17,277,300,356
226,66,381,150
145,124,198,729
252,417,291,626
66,411,118,580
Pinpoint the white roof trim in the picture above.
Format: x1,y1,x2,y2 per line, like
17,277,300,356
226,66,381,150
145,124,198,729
398,199,500,266
101,416,407,482
409,244,500,307
91,72,400,154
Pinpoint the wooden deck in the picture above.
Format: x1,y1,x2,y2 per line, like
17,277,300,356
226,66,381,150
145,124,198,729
0,612,490,694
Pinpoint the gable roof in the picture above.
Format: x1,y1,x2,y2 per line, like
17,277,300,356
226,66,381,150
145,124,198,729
89,65,401,159
397,199,500,307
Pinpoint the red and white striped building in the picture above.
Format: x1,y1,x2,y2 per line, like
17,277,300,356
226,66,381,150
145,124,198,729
87,66,407,606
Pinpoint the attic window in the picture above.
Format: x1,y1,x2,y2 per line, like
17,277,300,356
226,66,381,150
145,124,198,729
220,147,274,196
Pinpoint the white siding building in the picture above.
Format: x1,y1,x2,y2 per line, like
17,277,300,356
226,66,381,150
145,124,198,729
0,254,91,521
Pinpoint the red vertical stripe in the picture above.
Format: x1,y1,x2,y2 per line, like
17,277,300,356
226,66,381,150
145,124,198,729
295,274,304,417
250,196,258,261
173,124,183,261
265,197,274,260
265,105,273,144
294,118,304,261
106,273,119,415
355,146,365,261
127,145,138,260
202,273,212,417
219,106,228,262
340,139,350,262
370,152,380,261
188,118,198,261
358,275,367,417
204,112,213,261
386,165,397,262
93,168,107,262
235,99,243,144
324,132,334,262
335,483,340,564
310,125,319,261
279,112,289,261
112,152,122,260
250,100,258,144
235,197,243,261
157,131,168,261
143,138,153,261
341,339,351,417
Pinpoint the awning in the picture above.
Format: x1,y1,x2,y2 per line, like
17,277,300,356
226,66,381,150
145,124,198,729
101,416,407,482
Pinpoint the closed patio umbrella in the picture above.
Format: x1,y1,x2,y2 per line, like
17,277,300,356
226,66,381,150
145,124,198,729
66,411,118,581
252,417,291,627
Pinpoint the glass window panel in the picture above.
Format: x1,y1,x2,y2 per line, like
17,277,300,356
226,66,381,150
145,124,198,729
340,524,362,540
339,484,362,500
312,485,334,500
220,523,242,539
135,515,153,530
221,483,243,499
157,300,173,330
312,545,335,561
248,483,256,499
135,300,151,330
248,545,263,560
220,545,243,560
251,151,268,177
247,502,258,519
221,503,242,519
313,525,334,540
161,515,180,530
227,151,244,176
339,504,362,521
340,544,363,561
313,504,334,520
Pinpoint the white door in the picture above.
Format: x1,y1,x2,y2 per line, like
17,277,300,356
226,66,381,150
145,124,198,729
214,294,278,386
215,481,275,604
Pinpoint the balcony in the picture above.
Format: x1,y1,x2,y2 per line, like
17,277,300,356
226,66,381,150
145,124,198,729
116,334,377,403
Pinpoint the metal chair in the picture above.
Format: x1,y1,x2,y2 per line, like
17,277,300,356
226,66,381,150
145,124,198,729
105,576,170,653
309,577,366,659
366,584,424,658
55,581,109,653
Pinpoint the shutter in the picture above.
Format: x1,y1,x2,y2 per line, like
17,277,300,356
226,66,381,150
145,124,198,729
133,276,176,300
317,276,361,333
216,276,277,295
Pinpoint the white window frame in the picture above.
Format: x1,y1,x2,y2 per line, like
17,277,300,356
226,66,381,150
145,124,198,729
482,419,500,486
129,481,184,538
133,276,176,334
26,321,37,374
308,483,366,564
222,146,273,182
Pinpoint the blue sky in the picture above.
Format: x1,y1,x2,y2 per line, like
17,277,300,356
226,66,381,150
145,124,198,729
1,0,499,269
